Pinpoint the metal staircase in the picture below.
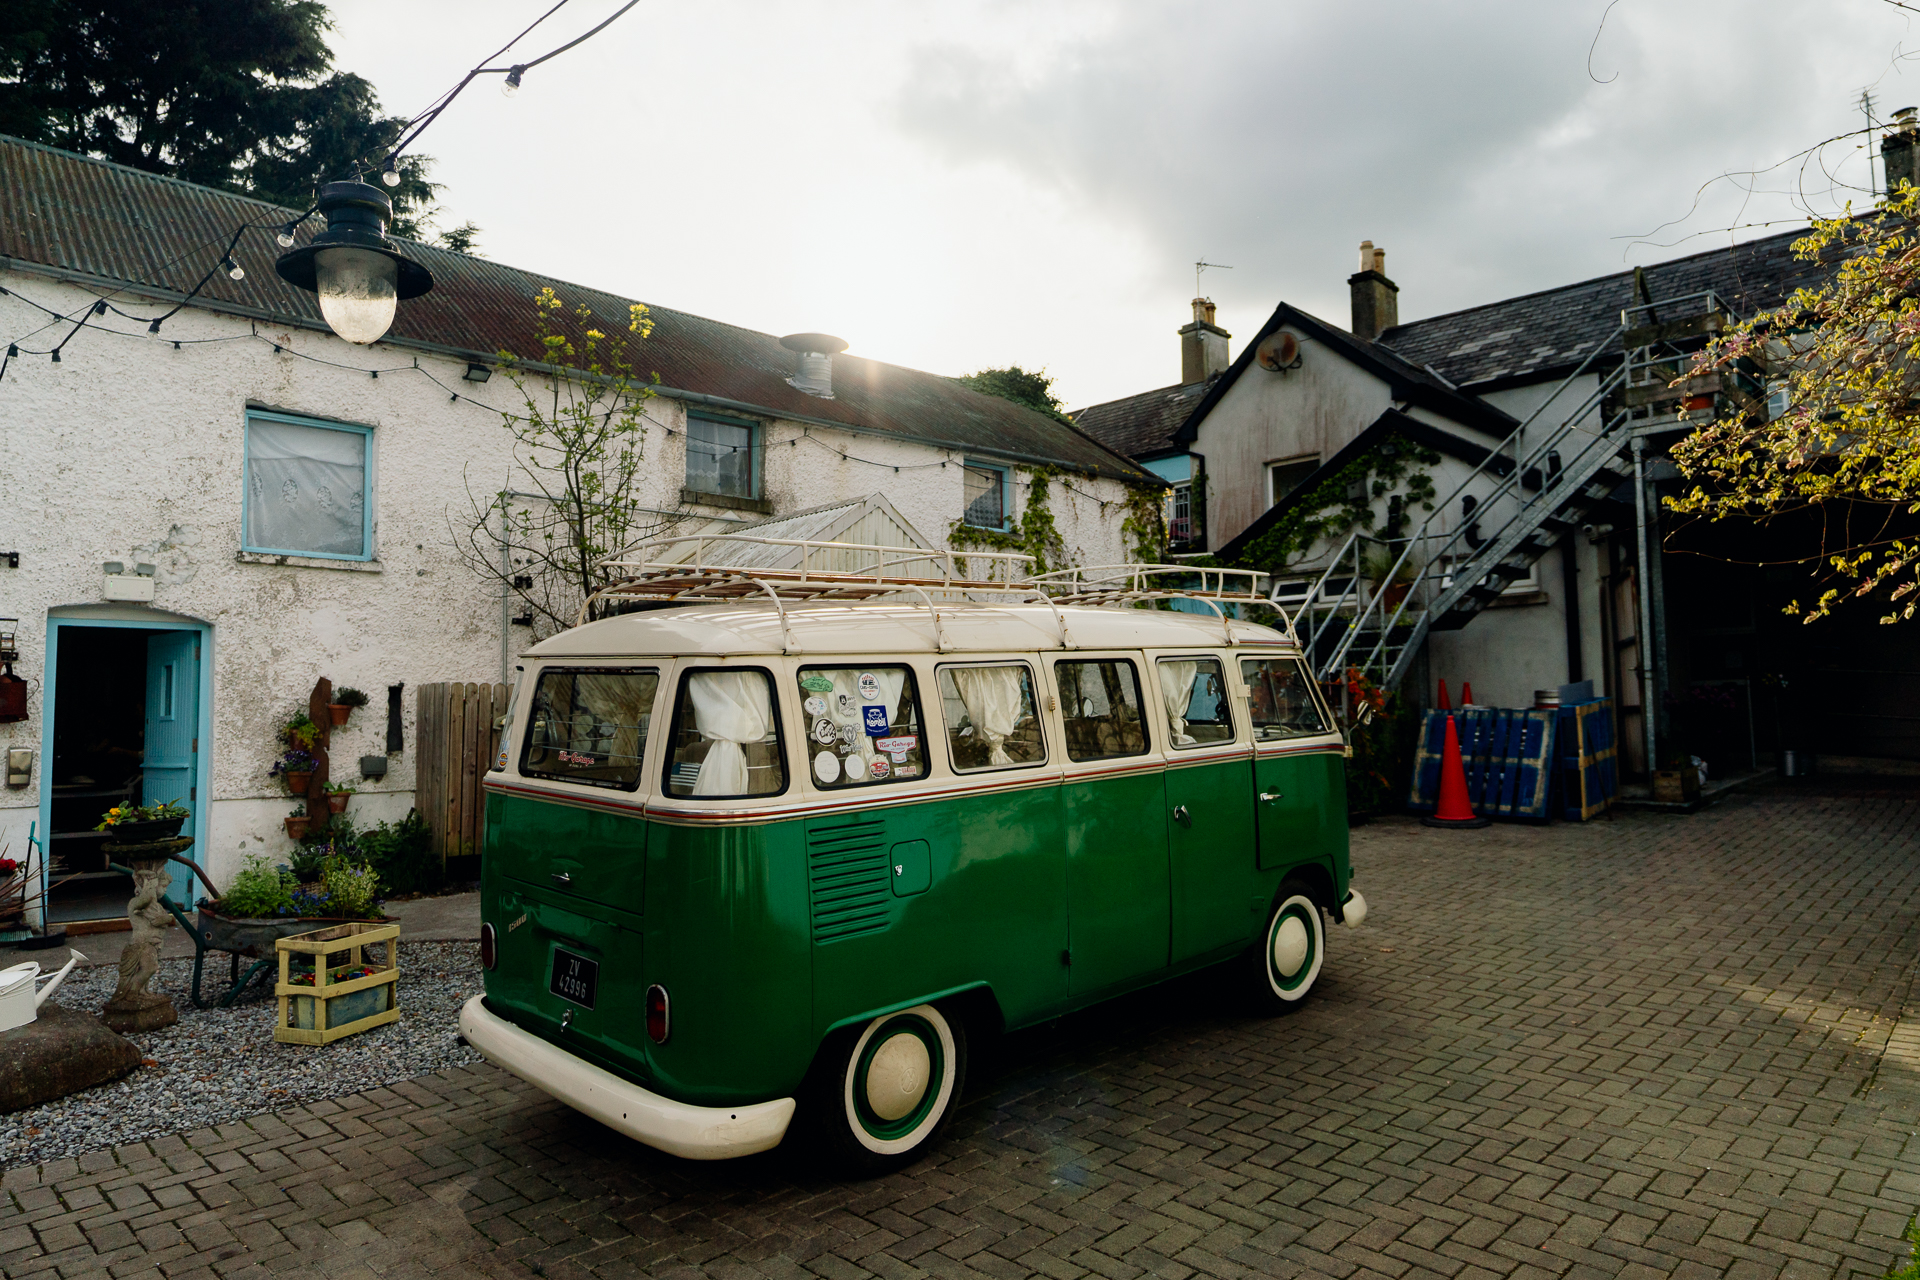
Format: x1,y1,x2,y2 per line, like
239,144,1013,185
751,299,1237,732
1292,290,1743,694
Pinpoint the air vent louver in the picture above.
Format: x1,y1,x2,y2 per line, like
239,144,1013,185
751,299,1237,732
807,817,892,942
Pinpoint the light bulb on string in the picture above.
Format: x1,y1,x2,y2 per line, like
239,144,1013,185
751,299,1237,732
380,159,401,188
276,223,298,248
221,255,244,281
502,66,524,97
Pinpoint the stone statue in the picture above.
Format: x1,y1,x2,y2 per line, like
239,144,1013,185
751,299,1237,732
101,849,181,1033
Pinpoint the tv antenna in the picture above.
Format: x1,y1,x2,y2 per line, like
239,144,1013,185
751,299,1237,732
1862,87,1880,196
1195,259,1232,295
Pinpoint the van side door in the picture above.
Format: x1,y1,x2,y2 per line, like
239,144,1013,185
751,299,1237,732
1156,655,1259,963
1051,654,1171,996
1241,656,1345,878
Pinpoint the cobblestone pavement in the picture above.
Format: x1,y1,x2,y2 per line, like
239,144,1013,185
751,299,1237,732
4,781,1920,1280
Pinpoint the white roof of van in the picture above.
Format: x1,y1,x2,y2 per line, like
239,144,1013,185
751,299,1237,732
525,601,1294,659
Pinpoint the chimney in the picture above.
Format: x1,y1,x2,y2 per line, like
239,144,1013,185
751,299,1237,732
780,332,849,398
1179,297,1232,384
1348,240,1400,342
1884,107,1919,193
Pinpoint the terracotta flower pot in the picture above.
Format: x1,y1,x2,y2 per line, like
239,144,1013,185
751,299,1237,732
327,792,349,814
285,815,311,840
284,771,313,795
328,704,351,726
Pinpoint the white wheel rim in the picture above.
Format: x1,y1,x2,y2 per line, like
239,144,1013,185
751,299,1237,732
1266,894,1324,1001
843,1003,957,1155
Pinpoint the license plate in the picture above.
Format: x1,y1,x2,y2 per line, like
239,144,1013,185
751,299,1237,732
548,948,598,1009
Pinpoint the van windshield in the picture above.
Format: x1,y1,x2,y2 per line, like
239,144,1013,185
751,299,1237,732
1240,658,1330,740
521,668,659,789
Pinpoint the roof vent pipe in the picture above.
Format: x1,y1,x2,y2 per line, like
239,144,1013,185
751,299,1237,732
780,332,849,399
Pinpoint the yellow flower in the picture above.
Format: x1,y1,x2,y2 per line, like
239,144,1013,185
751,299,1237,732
109,807,120,815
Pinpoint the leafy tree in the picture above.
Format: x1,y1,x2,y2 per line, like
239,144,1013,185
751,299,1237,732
957,365,1072,423
0,0,467,242
454,289,674,637
1670,185,1920,623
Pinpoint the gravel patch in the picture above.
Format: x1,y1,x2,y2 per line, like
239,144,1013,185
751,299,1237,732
0,940,484,1167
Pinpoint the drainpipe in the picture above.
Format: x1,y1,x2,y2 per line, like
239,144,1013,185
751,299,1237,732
499,501,512,688
1632,438,1657,775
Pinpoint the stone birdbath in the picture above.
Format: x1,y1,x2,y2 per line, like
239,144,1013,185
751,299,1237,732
98,835,195,1033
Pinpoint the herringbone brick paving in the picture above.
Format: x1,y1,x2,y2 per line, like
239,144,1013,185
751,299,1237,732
4,781,1919,1280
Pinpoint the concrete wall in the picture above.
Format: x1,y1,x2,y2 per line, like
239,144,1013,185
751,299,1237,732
0,271,1136,913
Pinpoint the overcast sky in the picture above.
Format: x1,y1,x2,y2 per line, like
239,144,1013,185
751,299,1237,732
329,0,1914,409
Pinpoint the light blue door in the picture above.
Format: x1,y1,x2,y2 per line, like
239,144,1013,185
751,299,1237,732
143,632,199,901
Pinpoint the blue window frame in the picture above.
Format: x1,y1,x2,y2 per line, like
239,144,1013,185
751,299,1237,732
962,459,1012,530
242,410,375,561
685,412,762,500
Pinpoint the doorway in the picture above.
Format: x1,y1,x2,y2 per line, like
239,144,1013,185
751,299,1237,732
39,615,210,929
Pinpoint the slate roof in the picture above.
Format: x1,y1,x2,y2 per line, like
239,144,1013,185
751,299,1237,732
0,135,1150,482
1069,378,1217,461
1378,227,1842,392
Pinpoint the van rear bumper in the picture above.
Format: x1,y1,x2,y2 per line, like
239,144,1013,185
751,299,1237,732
459,996,796,1160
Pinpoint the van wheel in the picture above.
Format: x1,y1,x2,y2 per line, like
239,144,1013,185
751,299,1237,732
1250,881,1325,1013
808,1003,968,1175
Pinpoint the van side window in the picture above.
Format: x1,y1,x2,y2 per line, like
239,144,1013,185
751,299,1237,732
1157,658,1234,748
937,663,1046,771
520,668,659,790
1056,659,1149,762
664,669,787,798
797,665,926,787
1240,657,1331,740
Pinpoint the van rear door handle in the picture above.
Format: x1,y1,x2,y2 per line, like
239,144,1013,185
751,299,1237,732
1171,805,1191,827
552,871,572,885
1259,792,1283,803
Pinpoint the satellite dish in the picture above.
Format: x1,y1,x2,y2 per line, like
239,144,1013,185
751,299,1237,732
1257,331,1300,373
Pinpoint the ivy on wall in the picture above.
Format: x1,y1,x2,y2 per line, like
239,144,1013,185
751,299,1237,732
1121,483,1169,564
948,465,1067,573
1230,435,1439,573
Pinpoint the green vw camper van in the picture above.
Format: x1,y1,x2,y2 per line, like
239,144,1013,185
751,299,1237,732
460,549,1365,1171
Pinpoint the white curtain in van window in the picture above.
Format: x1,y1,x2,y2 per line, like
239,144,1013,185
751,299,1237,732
688,671,772,796
246,419,366,557
1158,661,1198,746
950,665,1023,765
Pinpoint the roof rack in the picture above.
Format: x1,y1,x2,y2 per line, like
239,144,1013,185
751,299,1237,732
573,538,1289,650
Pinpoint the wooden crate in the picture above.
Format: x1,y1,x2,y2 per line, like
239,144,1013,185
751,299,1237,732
273,921,400,1045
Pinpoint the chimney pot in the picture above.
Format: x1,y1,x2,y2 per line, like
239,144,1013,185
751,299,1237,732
1179,297,1231,384
1886,110,1920,192
1348,241,1399,342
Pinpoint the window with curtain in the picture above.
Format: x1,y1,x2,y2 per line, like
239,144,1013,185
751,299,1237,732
1240,657,1331,741
664,669,786,798
1157,657,1234,748
685,414,759,499
1056,659,1149,762
937,662,1045,771
521,668,659,790
796,665,926,787
244,413,371,558
962,461,1008,529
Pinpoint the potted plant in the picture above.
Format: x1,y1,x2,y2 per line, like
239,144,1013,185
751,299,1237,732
324,781,353,814
1359,545,1418,613
329,686,369,726
270,748,316,795
95,798,189,842
284,710,318,751
284,808,311,841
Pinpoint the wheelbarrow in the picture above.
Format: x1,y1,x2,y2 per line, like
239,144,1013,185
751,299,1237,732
109,851,304,1009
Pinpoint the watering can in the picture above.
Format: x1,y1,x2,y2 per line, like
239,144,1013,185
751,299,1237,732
0,951,85,1033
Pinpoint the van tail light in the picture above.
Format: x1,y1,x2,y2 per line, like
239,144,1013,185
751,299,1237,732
480,922,497,970
645,984,670,1044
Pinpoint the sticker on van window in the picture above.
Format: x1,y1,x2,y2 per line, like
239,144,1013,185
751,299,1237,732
889,750,908,764
837,723,858,749
843,754,865,781
858,672,881,700
804,695,827,717
800,675,834,693
862,705,890,735
836,691,856,716
812,717,837,745
869,757,891,779
813,751,838,784
896,761,919,777
875,736,917,752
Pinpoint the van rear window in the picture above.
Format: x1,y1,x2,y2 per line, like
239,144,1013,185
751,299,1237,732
797,666,925,787
664,669,787,799
937,663,1046,772
521,668,659,789
1240,658,1330,740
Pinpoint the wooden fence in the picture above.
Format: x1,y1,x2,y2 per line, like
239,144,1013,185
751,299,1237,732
416,682,509,860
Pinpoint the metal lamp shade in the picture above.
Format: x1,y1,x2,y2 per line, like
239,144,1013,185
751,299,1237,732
274,181,433,345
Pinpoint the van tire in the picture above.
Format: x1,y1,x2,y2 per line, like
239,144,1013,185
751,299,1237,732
803,1002,968,1175
1250,880,1325,1014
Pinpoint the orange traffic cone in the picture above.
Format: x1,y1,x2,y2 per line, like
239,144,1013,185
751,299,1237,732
1437,679,1451,710
1421,712,1491,828
1461,681,1474,707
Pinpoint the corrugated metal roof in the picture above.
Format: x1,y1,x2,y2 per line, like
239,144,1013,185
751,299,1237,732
0,135,1151,482
1070,378,1216,461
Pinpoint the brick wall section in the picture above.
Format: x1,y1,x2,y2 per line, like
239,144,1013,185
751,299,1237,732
3,781,1919,1279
